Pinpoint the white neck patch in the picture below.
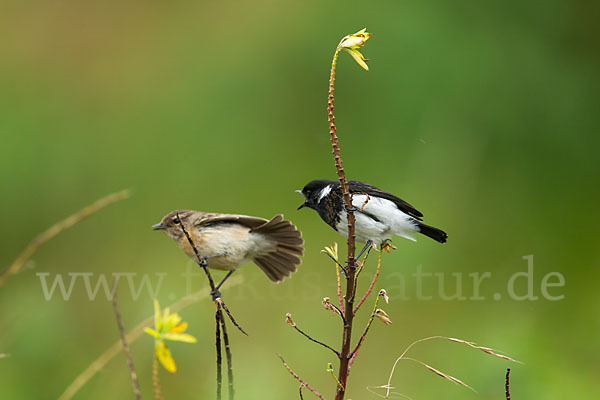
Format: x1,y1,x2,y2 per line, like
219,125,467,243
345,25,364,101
317,185,332,202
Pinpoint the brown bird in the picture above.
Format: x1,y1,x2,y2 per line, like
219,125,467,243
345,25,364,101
153,210,304,295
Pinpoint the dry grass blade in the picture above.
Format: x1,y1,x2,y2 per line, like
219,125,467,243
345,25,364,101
58,276,242,400
403,357,476,392
447,337,522,363
0,189,131,287
383,336,520,399
366,385,414,400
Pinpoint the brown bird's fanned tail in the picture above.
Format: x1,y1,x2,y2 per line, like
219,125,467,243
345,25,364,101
252,215,304,282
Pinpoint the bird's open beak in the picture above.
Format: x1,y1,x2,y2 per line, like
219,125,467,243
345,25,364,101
152,223,165,230
295,190,307,210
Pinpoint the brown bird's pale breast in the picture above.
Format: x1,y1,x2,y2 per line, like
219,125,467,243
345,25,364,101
177,223,274,271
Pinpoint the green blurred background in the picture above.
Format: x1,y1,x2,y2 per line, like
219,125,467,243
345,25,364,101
1,0,599,398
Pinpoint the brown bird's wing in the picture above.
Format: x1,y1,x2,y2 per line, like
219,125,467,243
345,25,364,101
192,213,304,282
192,213,269,230
251,215,304,283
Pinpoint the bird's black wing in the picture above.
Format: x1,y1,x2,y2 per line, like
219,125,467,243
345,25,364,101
348,180,424,220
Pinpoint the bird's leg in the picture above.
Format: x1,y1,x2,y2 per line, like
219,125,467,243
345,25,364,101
342,240,374,271
355,240,374,261
211,270,235,300
194,252,230,300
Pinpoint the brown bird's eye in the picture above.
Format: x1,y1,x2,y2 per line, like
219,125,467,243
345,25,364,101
172,217,180,224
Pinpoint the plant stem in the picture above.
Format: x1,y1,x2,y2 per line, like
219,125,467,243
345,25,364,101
0,189,130,287
278,355,326,400
111,279,141,400
349,280,383,368
328,42,357,400
353,248,382,314
216,309,223,400
177,217,240,399
152,357,163,400
505,368,511,400
290,322,340,357
58,278,243,400
219,304,235,400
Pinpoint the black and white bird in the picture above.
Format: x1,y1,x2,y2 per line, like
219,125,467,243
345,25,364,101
297,179,447,248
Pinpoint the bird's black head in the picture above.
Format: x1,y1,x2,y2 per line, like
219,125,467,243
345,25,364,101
296,179,337,211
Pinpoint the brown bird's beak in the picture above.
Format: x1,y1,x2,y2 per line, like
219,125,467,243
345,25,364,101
152,223,165,230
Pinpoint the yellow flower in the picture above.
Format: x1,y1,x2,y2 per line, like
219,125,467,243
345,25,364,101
145,299,197,373
339,28,371,71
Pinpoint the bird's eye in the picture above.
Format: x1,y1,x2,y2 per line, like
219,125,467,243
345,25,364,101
172,217,180,224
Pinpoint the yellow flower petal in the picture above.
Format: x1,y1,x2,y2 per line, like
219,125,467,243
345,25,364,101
153,299,161,331
156,341,177,373
339,28,371,50
164,313,182,331
144,328,160,339
163,332,198,343
345,48,369,71
171,322,188,333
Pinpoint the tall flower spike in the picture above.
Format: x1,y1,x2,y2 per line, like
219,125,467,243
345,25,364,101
338,28,371,71
145,299,197,373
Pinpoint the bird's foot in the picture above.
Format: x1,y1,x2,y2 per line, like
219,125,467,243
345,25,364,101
210,289,222,301
197,257,208,267
380,240,397,253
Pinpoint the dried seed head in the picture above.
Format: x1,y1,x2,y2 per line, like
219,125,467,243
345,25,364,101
322,297,342,316
285,313,295,327
379,289,389,304
374,309,392,325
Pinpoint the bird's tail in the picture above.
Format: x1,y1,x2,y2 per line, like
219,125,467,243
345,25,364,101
416,222,448,243
252,215,304,282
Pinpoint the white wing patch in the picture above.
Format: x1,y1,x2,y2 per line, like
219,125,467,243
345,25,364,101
317,185,332,202
347,195,419,243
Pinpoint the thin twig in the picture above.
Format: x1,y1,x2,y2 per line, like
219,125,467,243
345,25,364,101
505,368,511,400
177,218,239,399
299,384,305,400
289,321,340,357
0,189,131,287
110,278,141,400
278,355,326,400
219,304,234,400
217,298,248,336
353,248,382,314
216,309,223,400
58,278,242,400
349,285,384,368
335,265,345,316
152,357,163,400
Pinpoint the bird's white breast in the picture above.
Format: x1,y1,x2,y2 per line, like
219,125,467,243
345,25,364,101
335,195,418,244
